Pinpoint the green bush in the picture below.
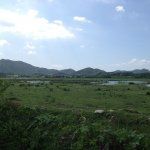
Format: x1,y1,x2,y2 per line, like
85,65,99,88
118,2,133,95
146,91,150,95
0,103,149,150
63,88,70,92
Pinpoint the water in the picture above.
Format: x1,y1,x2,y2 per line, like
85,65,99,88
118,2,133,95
102,81,119,85
146,84,150,87
27,81,50,84
27,80,150,87
101,80,147,86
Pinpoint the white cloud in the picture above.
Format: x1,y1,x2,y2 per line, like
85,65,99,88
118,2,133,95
0,9,75,40
53,20,63,25
0,39,9,47
25,43,35,50
103,58,150,71
73,16,91,23
27,50,36,55
27,9,38,17
128,58,137,64
115,5,125,12
24,43,36,55
127,58,150,68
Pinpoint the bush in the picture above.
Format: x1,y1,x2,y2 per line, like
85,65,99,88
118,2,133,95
95,88,101,91
19,83,25,87
146,92,150,95
0,99,149,149
49,88,53,92
63,88,70,92
129,82,135,85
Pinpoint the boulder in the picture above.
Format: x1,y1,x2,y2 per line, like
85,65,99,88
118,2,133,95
94,109,104,114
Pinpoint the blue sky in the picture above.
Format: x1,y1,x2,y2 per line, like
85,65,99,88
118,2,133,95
0,0,150,71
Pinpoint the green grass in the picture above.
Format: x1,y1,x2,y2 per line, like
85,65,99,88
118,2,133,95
1,78,150,149
0,102,150,149
4,80,150,114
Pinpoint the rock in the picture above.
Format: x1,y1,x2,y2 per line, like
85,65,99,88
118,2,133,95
94,109,104,114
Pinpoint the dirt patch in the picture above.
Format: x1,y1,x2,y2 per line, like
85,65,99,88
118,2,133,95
7,100,22,108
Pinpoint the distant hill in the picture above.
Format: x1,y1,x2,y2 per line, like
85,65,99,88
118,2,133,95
60,69,76,75
0,59,76,76
75,67,106,77
132,69,150,74
0,59,58,76
0,59,150,77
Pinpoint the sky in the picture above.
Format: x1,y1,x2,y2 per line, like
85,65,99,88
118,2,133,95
0,0,150,71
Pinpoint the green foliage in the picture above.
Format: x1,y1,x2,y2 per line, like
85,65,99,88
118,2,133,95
146,91,150,95
0,78,150,149
0,80,10,94
0,102,150,149
63,87,70,91
0,80,10,105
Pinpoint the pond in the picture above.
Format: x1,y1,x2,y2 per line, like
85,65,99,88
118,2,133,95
27,81,50,84
102,81,119,85
101,80,147,86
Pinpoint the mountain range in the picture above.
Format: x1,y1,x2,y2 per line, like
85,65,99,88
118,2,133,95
0,59,150,77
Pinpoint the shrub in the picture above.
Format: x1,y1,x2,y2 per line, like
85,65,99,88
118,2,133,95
63,88,70,91
146,92,150,95
0,103,149,150
19,84,25,87
95,88,101,91
129,82,135,85
49,88,53,92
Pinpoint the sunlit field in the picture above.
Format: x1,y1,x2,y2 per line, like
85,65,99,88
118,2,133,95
1,78,150,149
4,78,150,114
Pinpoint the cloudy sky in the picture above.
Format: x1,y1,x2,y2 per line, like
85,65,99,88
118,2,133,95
0,0,150,71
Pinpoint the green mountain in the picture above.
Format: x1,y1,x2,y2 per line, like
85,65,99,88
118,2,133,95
132,69,150,74
0,59,58,76
75,67,106,77
0,59,149,77
60,69,76,75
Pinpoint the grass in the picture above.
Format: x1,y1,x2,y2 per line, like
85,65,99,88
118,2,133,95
1,78,150,149
4,79,150,114
0,102,150,149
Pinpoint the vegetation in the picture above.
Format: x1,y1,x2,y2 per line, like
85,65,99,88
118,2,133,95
1,59,150,78
0,78,150,149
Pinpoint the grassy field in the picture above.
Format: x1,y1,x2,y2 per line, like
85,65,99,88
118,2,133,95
4,78,150,114
1,78,150,149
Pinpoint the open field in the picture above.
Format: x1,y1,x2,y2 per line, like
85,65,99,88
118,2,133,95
3,78,150,114
0,78,150,149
